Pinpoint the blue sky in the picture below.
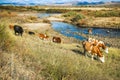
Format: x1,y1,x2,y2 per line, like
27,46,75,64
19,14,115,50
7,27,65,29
0,0,120,3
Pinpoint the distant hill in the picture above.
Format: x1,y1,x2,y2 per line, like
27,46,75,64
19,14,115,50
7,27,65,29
99,1,120,7
0,2,44,6
0,1,120,6
74,1,104,6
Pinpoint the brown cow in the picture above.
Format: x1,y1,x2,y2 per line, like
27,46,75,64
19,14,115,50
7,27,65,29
52,37,61,43
82,41,105,63
38,33,49,40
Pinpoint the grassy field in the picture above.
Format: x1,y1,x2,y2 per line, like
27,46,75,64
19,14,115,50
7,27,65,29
0,6,120,80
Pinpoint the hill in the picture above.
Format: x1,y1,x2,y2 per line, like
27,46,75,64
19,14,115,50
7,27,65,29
0,1,120,7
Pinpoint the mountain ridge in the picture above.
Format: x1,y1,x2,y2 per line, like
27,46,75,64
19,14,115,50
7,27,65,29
0,1,120,6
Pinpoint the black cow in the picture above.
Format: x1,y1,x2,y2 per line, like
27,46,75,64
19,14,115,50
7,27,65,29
28,31,35,35
14,25,24,36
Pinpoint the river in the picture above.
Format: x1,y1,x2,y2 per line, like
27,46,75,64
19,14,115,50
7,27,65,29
38,13,120,41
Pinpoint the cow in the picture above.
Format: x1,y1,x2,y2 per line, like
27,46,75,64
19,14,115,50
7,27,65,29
28,31,35,35
38,33,49,40
88,28,92,34
52,37,61,43
14,25,24,36
82,41,105,63
88,38,108,54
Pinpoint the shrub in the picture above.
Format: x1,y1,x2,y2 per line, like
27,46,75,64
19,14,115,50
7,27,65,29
43,19,50,23
63,11,77,17
27,16,37,21
71,14,85,22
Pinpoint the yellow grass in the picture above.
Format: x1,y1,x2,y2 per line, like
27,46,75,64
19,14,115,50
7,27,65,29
0,19,120,79
0,7,120,79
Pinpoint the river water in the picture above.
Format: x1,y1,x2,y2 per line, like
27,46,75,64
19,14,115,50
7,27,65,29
38,13,120,41
51,21,120,41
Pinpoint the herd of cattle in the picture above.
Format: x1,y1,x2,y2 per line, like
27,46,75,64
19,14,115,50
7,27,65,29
9,24,61,43
9,24,109,63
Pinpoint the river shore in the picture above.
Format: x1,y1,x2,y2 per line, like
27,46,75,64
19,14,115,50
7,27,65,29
16,12,120,48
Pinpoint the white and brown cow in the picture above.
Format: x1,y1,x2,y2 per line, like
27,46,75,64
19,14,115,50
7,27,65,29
82,41,105,63
88,38,108,54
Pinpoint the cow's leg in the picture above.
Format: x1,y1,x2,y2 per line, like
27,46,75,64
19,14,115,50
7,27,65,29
20,33,22,36
85,51,88,57
91,55,94,60
20,33,23,36
14,31,17,35
83,49,87,57
18,32,21,36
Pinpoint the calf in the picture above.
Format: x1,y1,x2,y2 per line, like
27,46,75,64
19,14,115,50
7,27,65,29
28,31,35,35
52,37,61,43
14,25,24,36
88,28,92,34
38,33,49,40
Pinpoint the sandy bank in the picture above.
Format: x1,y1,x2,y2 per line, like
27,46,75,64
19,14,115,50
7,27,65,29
22,23,51,32
47,17,65,21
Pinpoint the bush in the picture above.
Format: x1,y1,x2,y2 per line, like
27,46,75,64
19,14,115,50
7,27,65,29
71,14,85,22
63,11,77,17
27,16,37,21
43,19,50,23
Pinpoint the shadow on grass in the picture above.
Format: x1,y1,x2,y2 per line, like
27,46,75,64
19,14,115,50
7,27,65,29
71,49,99,62
71,49,84,56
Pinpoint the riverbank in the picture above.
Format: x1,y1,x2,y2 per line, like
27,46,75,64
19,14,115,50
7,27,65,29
64,16,120,29
16,11,120,48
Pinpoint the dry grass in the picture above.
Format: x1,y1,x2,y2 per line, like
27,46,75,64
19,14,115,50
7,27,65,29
0,8,120,80
63,9,120,28
85,17,120,28
0,10,17,17
0,19,120,80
